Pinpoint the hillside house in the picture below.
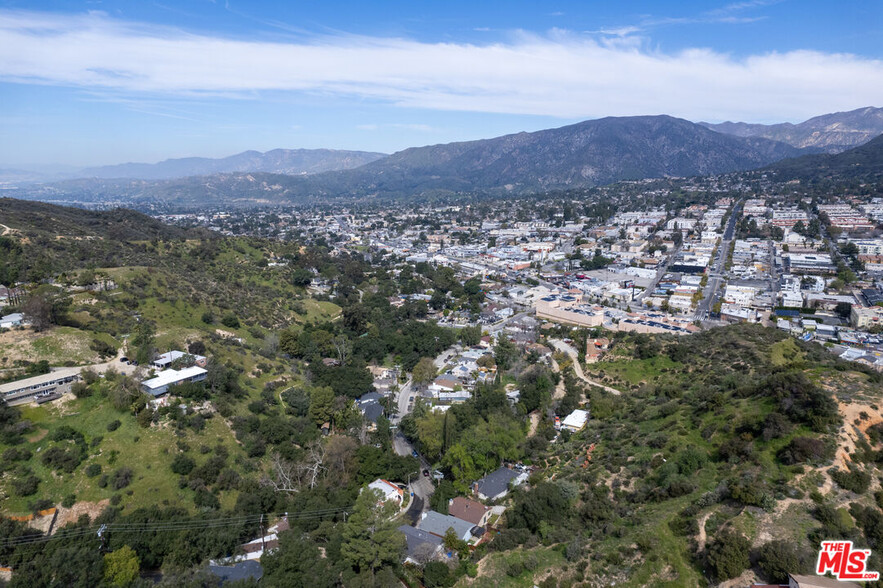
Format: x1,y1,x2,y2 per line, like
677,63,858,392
448,497,492,527
474,467,528,501
140,366,208,397
152,350,207,369
398,525,443,564
417,511,474,542
366,479,404,506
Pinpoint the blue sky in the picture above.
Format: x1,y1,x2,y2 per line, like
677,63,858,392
1,0,881,166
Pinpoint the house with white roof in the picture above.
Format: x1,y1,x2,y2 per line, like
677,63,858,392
366,479,404,506
140,366,208,397
561,409,589,432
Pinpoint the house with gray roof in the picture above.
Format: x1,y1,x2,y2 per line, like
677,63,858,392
416,510,474,542
474,466,527,501
398,524,443,564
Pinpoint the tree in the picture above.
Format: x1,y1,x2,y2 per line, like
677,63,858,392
494,337,519,371
22,289,68,332
340,488,405,574
103,545,140,587
706,530,750,580
187,340,206,356
131,320,156,366
308,386,335,426
291,268,313,288
262,533,334,588
220,313,240,329
412,357,437,386
459,325,482,347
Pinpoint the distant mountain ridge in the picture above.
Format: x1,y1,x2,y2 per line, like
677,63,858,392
763,132,883,181
326,114,809,194
701,106,883,153
5,114,818,208
77,148,388,180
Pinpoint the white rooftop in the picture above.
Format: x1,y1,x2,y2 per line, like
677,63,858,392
562,409,589,430
142,366,207,390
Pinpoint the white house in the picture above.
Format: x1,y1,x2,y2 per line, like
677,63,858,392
366,479,404,506
152,350,207,369
140,366,208,397
561,409,589,432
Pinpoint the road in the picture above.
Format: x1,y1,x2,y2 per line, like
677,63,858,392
393,433,435,524
693,200,742,323
632,243,684,308
548,339,621,395
391,377,413,425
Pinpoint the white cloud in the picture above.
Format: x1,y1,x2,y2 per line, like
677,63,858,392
0,9,881,122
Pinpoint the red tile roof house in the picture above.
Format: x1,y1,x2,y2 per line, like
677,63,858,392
448,497,492,527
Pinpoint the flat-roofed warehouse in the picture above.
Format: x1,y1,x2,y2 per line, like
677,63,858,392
0,367,81,406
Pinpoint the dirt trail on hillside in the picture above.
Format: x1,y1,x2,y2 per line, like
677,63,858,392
549,339,622,395
527,411,540,437
696,511,712,553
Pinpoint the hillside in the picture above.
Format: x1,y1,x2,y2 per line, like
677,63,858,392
462,325,883,587
702,106,883,153
0,198,198,241
763,133,883,183
5,115,811,208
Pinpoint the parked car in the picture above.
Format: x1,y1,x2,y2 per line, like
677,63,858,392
119,357,128,363
422,469,430,477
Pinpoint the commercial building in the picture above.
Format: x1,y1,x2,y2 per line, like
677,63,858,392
852,305,883,329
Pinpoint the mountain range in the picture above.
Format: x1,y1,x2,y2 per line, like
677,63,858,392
5,107,882,208
701,106,883,153
77,148,387,180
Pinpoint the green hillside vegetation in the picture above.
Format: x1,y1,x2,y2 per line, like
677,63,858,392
462,325,883,587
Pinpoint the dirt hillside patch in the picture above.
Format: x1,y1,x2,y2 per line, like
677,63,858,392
53,499,111,532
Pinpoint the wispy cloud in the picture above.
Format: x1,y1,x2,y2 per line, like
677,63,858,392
0,9,880,122
358,123,441,132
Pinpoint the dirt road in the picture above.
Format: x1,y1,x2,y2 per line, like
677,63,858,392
549,339,622,395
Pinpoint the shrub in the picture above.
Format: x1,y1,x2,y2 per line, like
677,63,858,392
71,382,92,399
106,420,122,432
170,454,195,476
777,436,834,465
707,530,750,580
11,474,40,496
111,467,134,490
221,314,240,329
62,494,77,508
756,540,810,583
830,468,871,494
85,464,102,477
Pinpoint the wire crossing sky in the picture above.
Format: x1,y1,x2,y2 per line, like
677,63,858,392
1,0,881,166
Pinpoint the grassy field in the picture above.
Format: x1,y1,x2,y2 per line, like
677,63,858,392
1,392,245,515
